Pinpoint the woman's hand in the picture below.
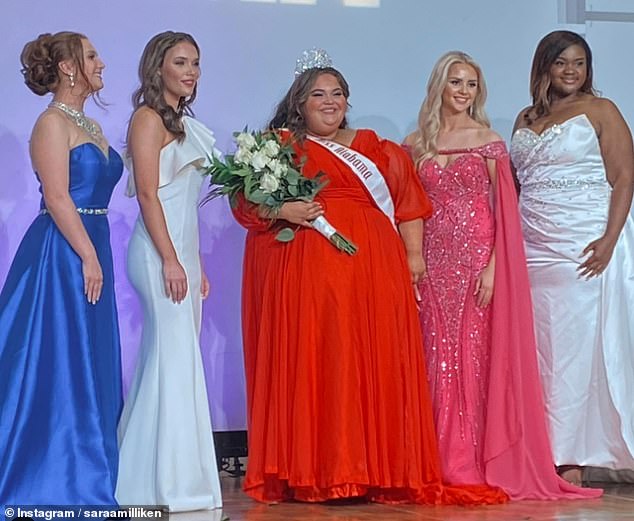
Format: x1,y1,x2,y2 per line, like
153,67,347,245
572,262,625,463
578,235,617,279
407,251,427,284
163,258,188,303
82,255,104,305
474,262,495,307
201,270,210,300
278,201,324,227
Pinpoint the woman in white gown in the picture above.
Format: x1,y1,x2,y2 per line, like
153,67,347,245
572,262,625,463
116,31,222,512
510,30,634,485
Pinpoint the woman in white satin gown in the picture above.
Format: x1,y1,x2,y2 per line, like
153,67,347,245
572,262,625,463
510,30,634,486
115,31,222,512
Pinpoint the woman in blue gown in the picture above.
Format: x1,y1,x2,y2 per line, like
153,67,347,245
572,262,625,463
0,32,123,506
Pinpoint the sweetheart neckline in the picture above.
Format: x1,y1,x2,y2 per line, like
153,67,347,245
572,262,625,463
426,152,486,171
70,141,114,161
514,113,591,139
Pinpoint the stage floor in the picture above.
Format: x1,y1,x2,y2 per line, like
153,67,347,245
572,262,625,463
169,474,634,521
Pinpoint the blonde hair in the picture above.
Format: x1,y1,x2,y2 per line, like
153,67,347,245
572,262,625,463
411,51,490,165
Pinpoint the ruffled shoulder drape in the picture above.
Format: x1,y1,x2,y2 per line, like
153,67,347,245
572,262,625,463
126,116,221,197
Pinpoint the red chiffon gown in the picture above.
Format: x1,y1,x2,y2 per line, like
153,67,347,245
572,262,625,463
232,129,507,505
416,140,602,500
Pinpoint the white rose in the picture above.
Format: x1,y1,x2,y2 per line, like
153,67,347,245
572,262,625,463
273,160,287,179
234,147,253,166
235,132,256,150
267,159,280,177
250,151,268,171
267,159,288,179
262,140,281,157
260,172,280,194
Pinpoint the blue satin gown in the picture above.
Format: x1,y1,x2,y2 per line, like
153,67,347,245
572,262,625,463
0,142,123,506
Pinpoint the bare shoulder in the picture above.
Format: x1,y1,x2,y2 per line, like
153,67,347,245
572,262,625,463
582,96,628,136
586,96,624,121
129,106,167,146
513,106,533,130
476,127,503,144
130,106,163,129
31,109,71,146
33,108,69,134
446,126,502,149
403,131,418,147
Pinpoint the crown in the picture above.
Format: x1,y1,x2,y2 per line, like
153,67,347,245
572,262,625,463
294,48,333,76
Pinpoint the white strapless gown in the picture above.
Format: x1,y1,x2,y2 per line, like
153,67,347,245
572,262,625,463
510,113,634,472
116,117,223,512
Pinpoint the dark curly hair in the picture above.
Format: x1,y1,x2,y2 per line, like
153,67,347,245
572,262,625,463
20,31,91,96
132,31,200,142
268,67,350,142
525,30,597,124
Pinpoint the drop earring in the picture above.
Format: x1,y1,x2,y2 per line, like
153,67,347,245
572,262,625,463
69,72,75,88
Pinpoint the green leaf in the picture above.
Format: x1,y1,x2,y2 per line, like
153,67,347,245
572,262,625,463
276,228,295,242
231,168,249,178
248,189,269,204
285,170,299,185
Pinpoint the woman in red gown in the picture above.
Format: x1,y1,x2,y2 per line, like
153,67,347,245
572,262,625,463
232,55,507,505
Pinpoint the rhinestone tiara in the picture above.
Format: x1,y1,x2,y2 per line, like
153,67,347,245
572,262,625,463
294,48,333,76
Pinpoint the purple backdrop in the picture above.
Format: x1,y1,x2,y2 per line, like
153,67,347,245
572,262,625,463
1,0,629,431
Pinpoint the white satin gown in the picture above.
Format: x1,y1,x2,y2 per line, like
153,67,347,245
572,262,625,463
116,116,223,511
511,113,634,472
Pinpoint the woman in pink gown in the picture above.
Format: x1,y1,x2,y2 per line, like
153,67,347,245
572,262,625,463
404,51,601,500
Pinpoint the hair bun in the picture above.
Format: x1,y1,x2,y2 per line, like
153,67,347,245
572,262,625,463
21,33,59,95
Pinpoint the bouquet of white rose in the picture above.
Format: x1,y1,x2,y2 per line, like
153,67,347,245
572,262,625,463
204,129,357,255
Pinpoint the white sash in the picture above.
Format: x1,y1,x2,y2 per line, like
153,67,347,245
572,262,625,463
307,135,396,228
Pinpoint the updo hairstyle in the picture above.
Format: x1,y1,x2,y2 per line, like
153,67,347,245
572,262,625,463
20,31,87,95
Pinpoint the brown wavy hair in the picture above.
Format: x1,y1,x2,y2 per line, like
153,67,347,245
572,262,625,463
20,31,91,96
132,31,200,142
268,67,350,142
526,30,597,124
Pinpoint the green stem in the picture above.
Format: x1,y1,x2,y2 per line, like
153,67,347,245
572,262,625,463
329,233,358,255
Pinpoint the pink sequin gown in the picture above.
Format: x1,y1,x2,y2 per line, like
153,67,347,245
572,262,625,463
415,140,602,500
417,144,497,485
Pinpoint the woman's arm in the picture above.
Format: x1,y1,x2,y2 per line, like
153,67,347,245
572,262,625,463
472,155,500,307
199,253,210,299
398,218,426,283
129,108,188,303
31,111,103,304
578,99,634,278
231,193,323,231
509,108,531,193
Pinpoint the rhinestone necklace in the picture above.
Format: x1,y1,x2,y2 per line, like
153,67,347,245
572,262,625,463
48,101,105,144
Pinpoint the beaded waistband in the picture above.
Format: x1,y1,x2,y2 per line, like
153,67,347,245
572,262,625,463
40,207,109,216
521,179,607,192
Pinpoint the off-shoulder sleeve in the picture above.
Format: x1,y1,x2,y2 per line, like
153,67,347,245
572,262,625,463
380,139,433,224
477,140,509,161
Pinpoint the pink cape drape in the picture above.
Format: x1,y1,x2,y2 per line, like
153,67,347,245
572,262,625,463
484,154,602,500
